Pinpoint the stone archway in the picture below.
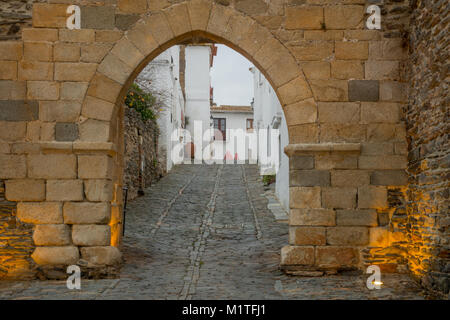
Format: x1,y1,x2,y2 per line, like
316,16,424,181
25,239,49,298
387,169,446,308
79,2,315,271
0,0,411,279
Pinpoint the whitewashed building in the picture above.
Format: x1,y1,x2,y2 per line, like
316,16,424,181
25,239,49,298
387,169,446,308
136,44,261,171
184,44,217,160
210,105,254,161
136,44,219,168
250,67,290,211
136,46,185,173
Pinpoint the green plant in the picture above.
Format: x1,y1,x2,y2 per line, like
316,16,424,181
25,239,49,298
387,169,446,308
124,83,157,122
262,175,276,186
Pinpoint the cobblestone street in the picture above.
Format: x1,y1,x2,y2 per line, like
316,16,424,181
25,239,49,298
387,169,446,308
0,165,425,300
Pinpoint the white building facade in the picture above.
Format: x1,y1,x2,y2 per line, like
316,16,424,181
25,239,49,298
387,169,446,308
184,44,217,160
210,105,254,161
136,46,185,173
136,44,221,169
250,67,290,211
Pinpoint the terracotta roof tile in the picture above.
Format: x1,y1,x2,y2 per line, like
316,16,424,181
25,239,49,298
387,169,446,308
210,105,253,113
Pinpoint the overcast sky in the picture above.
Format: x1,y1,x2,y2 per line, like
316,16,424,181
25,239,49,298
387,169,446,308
210,45,254,106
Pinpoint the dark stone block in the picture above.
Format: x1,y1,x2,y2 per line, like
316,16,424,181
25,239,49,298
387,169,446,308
0,100,38,121
348,80,379,102
115,14,140,31
289,156,314,170
215,0,231,6
290,170,330,187
371,170,408,186
378,212,390,226
81,6,115,30
235,0,268,15
55,123,78,141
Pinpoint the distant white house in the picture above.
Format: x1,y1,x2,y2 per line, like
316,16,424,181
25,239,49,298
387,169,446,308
250,67,290,211
136,44,265,175
210,105,254,161
136,46,185,173
184,44,217,160
136,44,221,167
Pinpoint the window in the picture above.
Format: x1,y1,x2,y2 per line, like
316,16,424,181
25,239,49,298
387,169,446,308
213,118,226,141
246,119,254,131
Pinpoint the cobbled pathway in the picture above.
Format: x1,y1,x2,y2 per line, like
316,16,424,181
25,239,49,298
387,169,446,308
0,165,425,300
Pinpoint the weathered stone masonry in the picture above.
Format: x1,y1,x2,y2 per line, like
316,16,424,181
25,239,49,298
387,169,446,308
0,179,35,279
124,105,163,201
0,0,447,295
405,0,449,296
0,0,44,41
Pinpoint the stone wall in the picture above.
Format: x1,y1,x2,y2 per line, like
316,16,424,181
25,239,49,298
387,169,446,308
283,0,411,273
123,105,164,201
0,0,446,293
0,0,40,40
0,180,35,279
0,0,410,278
353,0,412,274
405,0,449,296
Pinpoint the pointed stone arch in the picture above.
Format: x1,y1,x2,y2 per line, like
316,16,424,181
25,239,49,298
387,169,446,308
81,1,315,143
77,2,317,268
0,0,412,278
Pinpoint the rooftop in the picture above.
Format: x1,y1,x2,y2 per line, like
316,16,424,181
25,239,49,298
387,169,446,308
210,105,253,113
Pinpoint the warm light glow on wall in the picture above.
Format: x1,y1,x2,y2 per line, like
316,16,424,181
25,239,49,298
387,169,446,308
109,204,122,247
